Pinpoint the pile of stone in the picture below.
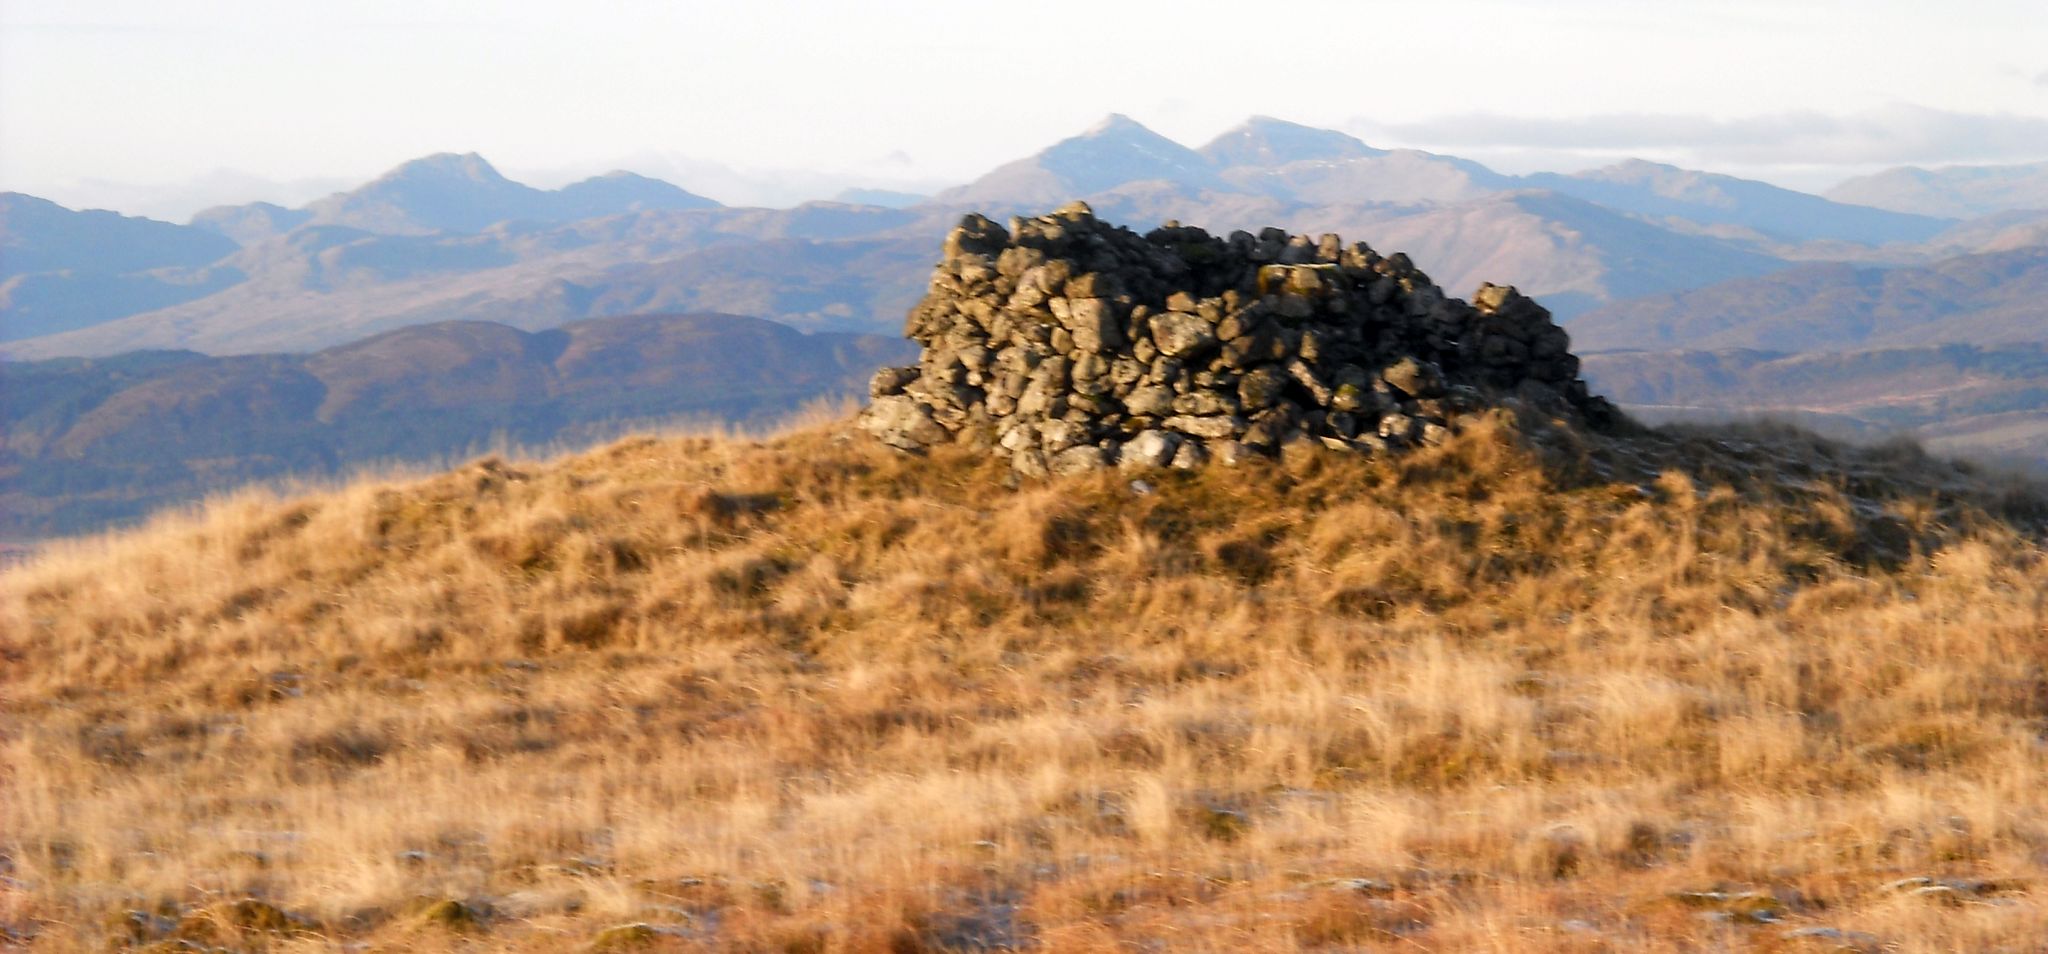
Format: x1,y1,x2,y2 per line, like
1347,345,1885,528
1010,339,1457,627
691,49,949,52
861,202,1617,475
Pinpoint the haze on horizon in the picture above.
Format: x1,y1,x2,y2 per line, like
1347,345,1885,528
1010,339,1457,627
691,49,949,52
3,0,2046,219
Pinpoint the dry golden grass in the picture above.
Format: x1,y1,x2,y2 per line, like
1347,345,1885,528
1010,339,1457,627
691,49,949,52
5,408,2048,951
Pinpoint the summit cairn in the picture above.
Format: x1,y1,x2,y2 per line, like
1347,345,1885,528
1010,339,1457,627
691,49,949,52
862,202,1616,475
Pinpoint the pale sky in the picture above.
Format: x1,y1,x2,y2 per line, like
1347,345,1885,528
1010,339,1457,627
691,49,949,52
4,0,2046,219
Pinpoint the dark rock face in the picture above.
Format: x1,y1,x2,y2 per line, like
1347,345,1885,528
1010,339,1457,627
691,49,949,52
861,202,1616,474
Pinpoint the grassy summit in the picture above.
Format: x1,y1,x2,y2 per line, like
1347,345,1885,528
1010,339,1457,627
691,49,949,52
5,408,2048,951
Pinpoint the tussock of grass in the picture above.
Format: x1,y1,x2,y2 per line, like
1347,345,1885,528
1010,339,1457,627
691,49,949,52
5,410,2047,951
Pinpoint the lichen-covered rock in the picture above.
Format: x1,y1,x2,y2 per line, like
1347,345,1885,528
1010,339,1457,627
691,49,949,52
1150,311,1218,358
859,203,1617,474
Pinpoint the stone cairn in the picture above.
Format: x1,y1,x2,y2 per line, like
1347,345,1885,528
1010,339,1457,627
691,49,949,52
861,202,1617,476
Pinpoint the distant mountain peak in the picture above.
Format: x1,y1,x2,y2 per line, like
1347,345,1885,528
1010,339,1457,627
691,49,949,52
1199,115,1382,167
378,152,510,184
1083,113,1149,136
937,114,1223,206
1597,158,1682,176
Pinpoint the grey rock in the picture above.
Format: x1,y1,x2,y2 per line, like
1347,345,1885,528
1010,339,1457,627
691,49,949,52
1070,352,1111,397
861,395,948,450
1378,412,1418,442
1238,365,1287,411
1064,298,1126,353
1164,414,1246,440
1066,271,1121,298
870,366,920,398
1039,420,1090,453
998,421,1039,451
1016,378,1065,418
1012,447,1049,478
1048,444,1109,476
1327,411,1359,438
1120,430,1182,470
1173,390,1240,416
1286,359,1333,405
1382,357,1445,399
1150,311,1217,357
1123,385,1176,417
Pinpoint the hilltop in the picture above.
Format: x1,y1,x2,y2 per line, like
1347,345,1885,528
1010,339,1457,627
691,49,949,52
6,405,2048,951
8,206,2048,949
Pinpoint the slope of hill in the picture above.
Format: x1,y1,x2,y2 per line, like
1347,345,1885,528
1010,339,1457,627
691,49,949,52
0,222,937,358
7,411,2046,951
0,265,247,342
1568,245,2048,352
1918,208,2048,257
1221,147,1517,206
0,194,246,340
0,313,913,538
1330,190,1785,316
0,192,237,279
1526,159,1951,244
1584,342,2048,467
187,200,313,245
1828,159,2048,218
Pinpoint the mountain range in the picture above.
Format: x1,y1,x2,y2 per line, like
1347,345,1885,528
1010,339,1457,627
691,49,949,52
11,114,2041,361
1827,160,2048,219
0,312,911,538
192,152,721,241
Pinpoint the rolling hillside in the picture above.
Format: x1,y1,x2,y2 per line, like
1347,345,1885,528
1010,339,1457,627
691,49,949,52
0,223,937,358
1568,245,2048,352
0,313,912,538
1584,343,2048,467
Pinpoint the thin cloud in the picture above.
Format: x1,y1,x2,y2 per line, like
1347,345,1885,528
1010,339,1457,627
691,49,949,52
2036,70,2048,88
1351,105,2048,168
